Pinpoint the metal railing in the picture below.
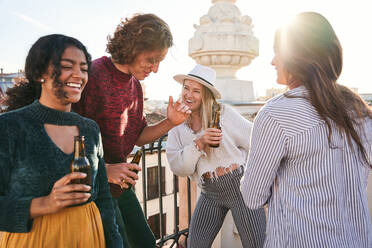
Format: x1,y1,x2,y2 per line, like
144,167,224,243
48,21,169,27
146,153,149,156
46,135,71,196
138,134,192,248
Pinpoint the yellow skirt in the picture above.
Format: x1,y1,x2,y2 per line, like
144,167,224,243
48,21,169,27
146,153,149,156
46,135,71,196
0,202,106,248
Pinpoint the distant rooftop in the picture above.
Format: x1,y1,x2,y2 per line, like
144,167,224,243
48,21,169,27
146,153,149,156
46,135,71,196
146,112,166,125
360,93,372,105
0,72,24,79
0,71,24,97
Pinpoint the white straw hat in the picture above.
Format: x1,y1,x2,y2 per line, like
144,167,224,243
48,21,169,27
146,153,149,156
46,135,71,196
173,64,221,99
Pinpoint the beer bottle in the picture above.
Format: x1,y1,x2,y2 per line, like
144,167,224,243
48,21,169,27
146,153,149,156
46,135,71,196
130,150,142,172
70,136,92,191
209,109,221,148
123,149,143,190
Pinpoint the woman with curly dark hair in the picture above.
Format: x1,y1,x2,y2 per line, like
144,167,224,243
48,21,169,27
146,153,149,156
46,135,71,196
0,34,122,248
73,13,190,247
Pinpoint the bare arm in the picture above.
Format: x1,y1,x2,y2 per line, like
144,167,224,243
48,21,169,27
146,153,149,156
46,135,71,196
135,119,174,147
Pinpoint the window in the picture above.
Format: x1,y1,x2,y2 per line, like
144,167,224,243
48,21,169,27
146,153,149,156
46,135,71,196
147,166,166,200
148,213,167,239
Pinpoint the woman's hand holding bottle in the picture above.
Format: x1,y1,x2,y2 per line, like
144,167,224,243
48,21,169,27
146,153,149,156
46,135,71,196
195,128,222,151
29,172,91,219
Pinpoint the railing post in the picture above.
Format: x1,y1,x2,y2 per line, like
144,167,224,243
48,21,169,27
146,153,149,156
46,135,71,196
157,136,166,241
187,177,191,225
173,174,179,234
140,134,192,247
141,146,147,218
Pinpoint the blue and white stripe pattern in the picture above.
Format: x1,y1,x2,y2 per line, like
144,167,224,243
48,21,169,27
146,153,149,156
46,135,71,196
241,86,372,247
189,168,266,248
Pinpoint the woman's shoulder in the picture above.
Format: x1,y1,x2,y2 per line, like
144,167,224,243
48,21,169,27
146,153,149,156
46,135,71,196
169,122,189,135
0,107,32,140
263,88,312,114
168,122,200,143
256,88,322,134
78,114,99,127
73,113,100,132
220,104,252,123
0,105,31,124
221,104,239,116
0,112,16,130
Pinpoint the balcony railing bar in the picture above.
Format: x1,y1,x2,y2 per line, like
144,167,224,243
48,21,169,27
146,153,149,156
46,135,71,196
156,229,189,248
187,177,191,225
173,174,179,234
157,135,166,241
139,135,190,247
141,146,148,218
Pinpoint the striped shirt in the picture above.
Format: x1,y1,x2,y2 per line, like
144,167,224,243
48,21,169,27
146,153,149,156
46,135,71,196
240,86,372,247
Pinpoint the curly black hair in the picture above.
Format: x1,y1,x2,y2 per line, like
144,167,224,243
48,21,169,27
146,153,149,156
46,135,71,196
2,34,91,112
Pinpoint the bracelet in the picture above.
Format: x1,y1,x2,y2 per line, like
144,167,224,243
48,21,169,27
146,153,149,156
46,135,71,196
194,139,202,151
193,139,207,157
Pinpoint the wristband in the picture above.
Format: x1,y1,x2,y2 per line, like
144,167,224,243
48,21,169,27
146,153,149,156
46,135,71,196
193,138,207,157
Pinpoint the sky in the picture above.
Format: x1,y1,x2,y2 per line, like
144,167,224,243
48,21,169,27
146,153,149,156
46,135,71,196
1,0,371,100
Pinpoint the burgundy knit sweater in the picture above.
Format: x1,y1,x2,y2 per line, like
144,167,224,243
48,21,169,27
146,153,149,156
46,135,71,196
73,56,147,164
73,56,147,197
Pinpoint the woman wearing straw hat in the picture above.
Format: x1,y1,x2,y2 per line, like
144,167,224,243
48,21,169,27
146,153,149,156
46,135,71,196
166,64,266,248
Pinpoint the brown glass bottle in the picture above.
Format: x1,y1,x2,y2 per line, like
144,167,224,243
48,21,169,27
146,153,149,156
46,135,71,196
209,110,221,148
124,149,143,190
70,136,92,191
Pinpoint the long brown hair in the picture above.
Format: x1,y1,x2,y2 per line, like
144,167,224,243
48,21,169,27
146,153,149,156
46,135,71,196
275,12,372,166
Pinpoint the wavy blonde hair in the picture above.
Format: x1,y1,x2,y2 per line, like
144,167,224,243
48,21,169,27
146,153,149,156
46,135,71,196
185,83,219,153
200,86,219,130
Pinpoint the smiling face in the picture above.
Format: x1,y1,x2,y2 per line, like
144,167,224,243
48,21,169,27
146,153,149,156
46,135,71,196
271,49,290,86
39,46,88,111
123,48,168,80
182,79,203,113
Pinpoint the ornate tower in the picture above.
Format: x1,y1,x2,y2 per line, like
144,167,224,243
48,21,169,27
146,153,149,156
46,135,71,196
189,0,258,104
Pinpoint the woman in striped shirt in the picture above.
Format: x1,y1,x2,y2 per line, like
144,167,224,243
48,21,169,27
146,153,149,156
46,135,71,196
241,12,372,247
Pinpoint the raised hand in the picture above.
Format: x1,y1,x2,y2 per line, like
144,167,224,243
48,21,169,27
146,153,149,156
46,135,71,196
167,96,191,126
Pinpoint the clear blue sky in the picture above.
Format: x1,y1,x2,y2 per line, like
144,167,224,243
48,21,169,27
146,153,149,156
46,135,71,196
1,0,371,99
